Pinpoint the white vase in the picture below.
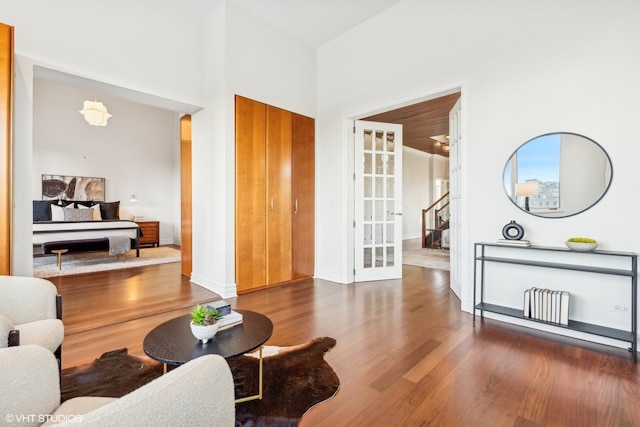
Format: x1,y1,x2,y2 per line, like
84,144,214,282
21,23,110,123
190,321,221,343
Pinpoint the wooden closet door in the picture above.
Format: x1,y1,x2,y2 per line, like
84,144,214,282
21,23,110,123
235,96,267,291
291,113,314,280
266,105,292,285
180,115,192,277
0,23,13,275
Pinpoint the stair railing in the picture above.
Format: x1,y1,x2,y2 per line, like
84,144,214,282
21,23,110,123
422,192,450,249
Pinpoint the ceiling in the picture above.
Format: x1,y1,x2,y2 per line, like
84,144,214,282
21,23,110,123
227,0,403,47
363,92,461,157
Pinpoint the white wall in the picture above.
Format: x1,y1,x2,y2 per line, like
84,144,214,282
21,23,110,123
0,0,207,107
316,0,640,348
402,147,449,241
189,1,317,297
32,79,180,243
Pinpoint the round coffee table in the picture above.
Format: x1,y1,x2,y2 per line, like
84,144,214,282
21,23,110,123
143,309,273,403
143,309,273,366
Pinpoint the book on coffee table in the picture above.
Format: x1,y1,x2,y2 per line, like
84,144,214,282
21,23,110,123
206,300,244,331
218,310,244,331
206,300,232,316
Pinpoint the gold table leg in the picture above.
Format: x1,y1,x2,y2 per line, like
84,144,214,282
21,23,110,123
52,249,68,270
235,347,263,403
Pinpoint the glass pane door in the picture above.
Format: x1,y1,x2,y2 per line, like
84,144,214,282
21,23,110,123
354,121,403,281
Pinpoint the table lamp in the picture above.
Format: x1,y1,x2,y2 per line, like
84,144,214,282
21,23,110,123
515,182,540,211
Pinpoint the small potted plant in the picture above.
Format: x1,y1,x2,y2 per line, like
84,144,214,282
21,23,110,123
190,304,222,343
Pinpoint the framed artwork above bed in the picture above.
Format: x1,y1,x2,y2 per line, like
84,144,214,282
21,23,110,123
42,174,105,201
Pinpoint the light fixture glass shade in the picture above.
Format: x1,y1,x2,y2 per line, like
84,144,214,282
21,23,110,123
79,100,112,126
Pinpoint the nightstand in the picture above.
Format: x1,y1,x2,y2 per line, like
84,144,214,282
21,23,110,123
136,221,160,247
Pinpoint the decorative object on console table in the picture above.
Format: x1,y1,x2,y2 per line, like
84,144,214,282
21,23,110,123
566,237,598,252
136,220,159,247
497,220,530,246
523,286,569,325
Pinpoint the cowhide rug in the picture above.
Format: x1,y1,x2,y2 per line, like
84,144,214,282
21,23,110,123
61,337,339,426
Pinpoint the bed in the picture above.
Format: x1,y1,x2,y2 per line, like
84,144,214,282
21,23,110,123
32,200,141,258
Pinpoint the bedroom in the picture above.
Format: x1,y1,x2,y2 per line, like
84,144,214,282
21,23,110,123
31,75,184,268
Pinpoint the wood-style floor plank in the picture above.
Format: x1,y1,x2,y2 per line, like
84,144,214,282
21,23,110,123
54,262,640,426
51,263,219,335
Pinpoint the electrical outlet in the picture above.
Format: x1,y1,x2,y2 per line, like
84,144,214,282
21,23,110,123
613,304,630,313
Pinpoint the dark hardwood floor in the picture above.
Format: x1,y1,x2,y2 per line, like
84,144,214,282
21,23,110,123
55,263,640,426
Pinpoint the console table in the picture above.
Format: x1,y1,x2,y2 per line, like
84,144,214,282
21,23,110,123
473,242,637,361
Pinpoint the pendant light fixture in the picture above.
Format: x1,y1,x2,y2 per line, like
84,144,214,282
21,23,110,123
429,134,450,152
79,95,112,126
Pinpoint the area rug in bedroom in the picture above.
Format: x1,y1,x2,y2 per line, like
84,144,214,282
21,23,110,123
33,246,181,278
61,337,340,426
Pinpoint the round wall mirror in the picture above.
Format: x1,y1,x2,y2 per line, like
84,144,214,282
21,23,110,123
503,132,612,218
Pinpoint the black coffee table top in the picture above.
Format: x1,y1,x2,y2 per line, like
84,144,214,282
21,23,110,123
143,309,273,366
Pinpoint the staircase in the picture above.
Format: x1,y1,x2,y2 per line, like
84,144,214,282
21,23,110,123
422,192,450,249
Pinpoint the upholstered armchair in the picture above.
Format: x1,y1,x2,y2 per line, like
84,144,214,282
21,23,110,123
0,276,63,361
0,345,236,427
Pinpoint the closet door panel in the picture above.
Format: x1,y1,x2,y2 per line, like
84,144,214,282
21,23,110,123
266,106,292,285
291,113,315,280
235,96,267,291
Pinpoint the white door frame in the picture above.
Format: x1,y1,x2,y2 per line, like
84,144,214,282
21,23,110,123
343,83,470,311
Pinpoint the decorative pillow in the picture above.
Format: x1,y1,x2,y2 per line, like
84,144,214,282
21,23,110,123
33,200,58,221
100,201,120,220
51,203,73,221
63,206,95,221
78,204,102,220
73,200,94,208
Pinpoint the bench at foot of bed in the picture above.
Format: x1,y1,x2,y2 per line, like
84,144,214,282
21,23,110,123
42,237,139,269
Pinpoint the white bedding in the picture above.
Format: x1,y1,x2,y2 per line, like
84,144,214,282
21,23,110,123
33,220,140,245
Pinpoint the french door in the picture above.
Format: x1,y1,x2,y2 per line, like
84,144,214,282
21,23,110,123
354,120,403,281
448,98,462,299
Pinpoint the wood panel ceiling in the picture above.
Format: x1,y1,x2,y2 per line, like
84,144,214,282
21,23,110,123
363,92,460,157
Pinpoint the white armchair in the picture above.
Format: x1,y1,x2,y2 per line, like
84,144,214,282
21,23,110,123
0,345,236,427
0,276,63,361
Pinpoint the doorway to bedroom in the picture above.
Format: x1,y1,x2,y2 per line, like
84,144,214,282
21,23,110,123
30,67,192,278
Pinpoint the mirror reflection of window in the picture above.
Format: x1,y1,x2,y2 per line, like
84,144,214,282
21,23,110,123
517,134,560,210
503,132,612,218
